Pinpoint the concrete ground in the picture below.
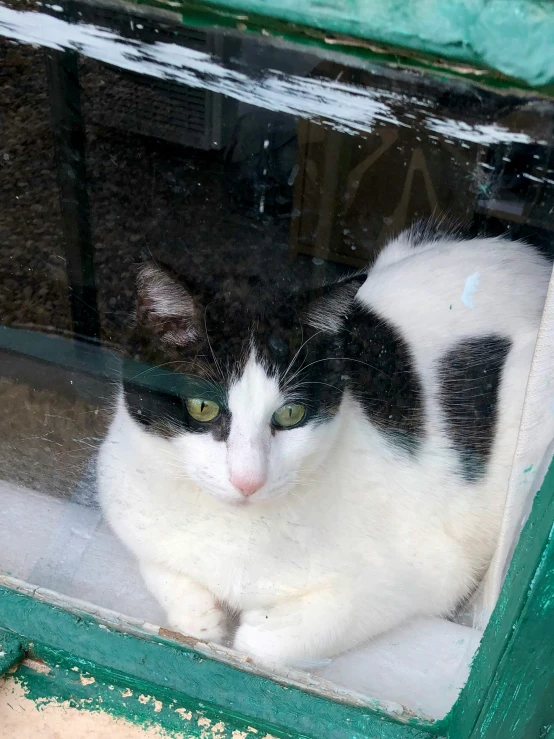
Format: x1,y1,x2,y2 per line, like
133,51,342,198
0,676,168,739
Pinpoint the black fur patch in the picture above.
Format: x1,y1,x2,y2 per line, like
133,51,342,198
124,381,230,439
340,304,424,448
439,335,512,482
123,266,423,448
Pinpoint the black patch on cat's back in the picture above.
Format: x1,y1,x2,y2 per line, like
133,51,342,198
439,335,512,482
342,305,424,449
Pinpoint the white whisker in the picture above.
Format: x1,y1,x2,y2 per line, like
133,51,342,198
282,328,325,382
204,303,224,380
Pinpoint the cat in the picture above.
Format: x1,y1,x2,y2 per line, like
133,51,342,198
97,226,551,665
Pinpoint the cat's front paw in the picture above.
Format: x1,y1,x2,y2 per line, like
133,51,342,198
167,592,225,643
140,563,225,644
234,606,307,665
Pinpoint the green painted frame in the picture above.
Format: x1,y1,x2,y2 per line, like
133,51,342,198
129,0,554,93
0,582,436,738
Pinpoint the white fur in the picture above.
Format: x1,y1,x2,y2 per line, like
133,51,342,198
98,236,550,664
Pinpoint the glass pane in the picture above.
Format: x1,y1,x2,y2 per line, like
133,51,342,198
1,1,553,723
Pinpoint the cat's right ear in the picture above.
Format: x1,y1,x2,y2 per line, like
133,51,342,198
135,263,200,345
302,275,365,334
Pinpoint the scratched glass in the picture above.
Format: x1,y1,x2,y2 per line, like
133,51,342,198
0,0,553,721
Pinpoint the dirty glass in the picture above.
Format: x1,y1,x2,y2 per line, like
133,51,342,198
1,0,554,722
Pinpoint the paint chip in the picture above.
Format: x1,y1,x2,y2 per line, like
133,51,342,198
153,699,163,713
79,675,96,686
461,272,480,309
22,658,50,675
120,688,133,698
198,716,211,727
175,708,192,721
138,694,151,704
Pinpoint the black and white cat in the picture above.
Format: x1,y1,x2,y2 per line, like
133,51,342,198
98,228,550,665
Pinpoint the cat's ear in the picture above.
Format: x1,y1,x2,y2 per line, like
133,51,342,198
302,275,365,333
136,263,200,345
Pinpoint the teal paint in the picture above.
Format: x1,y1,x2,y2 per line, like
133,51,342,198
0,587,438,739
10,654,287,739
449,457,554,738
469,525,554,738
0,325,117,379
0,326,216,403
524,465,534,473
470,1,554,87
0,630,23,675
173,0,554,87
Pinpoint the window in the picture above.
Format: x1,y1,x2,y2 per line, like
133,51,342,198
1,1,553,737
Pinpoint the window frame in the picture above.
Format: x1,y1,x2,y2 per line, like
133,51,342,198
170,0,554,92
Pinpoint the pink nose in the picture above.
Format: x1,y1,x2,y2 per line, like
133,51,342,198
230,474,265,497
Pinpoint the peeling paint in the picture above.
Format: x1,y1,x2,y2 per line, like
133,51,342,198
9,659,279,739
22,657,50,675
79,674,96,686
1,572,421,728
1,679,167,738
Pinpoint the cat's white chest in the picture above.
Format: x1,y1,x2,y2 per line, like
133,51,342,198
99,453,322,609
172,508,321,608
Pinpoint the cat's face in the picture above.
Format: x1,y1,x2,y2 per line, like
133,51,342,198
123,263,362,504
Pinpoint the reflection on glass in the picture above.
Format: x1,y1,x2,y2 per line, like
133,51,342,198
1,6,554,721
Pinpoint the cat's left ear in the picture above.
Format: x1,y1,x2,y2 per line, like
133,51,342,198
302,275,365,333
135,262,201,345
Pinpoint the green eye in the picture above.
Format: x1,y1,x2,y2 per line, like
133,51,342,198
272,404,306,428
185,398,220,422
